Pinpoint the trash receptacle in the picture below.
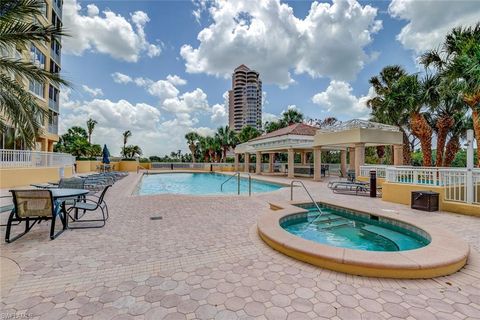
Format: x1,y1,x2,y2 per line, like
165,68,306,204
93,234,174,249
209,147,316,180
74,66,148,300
411,191,439,212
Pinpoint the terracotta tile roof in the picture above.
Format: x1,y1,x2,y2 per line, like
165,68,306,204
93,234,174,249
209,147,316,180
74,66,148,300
251,123,318,141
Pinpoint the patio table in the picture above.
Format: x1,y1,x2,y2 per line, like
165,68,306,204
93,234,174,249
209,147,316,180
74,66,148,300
51,188,89,229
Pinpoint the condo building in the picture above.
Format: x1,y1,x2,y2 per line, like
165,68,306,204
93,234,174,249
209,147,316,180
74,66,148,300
228,65,262,132
0,0,62,151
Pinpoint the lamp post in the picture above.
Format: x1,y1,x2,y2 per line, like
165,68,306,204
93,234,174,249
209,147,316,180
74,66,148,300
466,129,474,204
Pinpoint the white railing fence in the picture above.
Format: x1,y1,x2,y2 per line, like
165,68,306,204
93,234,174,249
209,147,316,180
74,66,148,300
361,165,480,205
359,165,388,178
150,162,236,171
0,149,75,168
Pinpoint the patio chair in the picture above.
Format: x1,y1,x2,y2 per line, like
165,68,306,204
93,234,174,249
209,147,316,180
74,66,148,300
5,190,65,242
59,177,86,189
0,195,16,227
66,185,111,229
332,182,382,197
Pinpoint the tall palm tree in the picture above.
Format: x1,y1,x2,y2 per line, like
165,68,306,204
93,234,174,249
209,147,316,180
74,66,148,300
122,130,132,158
238,125,261,143
281,108,304,125
421,23,480,166
86,118,97,144
444,115,472,167
215,126,238,162
0,0,69,148
367,65,411,164
185,132,199,162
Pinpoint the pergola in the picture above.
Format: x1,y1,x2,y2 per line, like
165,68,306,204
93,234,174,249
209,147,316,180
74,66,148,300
234,120,404,180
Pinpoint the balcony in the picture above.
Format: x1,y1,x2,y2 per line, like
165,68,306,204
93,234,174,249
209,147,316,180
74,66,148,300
48,122,58,135
51,2,62,20
48,98,59,112
50,47,61,64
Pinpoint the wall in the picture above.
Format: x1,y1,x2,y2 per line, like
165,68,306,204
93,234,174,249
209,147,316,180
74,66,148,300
382,182,479,217
0,166,74,188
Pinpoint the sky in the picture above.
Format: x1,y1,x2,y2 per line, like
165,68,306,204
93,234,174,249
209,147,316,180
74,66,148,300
59,0,480,157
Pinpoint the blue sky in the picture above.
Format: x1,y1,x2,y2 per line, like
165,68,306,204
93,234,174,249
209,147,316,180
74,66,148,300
59,0,480,156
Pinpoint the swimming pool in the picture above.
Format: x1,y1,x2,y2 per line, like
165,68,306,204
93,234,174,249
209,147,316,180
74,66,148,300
281,203,430,252
135,172,282,195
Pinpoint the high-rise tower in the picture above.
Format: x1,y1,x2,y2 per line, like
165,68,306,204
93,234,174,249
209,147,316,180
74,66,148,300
228,65,262,132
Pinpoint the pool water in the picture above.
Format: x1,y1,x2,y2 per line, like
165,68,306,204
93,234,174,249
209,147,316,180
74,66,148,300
281,204,430,251
136,173,282,195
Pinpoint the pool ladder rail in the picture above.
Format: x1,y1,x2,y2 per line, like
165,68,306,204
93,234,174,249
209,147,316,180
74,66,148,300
220,171,252,196
290,180,331,224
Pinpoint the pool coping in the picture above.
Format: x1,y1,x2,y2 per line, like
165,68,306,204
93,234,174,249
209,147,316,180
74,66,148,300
258,199,470,279
130,170,290,197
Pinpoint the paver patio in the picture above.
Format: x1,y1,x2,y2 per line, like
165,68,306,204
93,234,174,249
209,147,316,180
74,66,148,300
1,172,480,319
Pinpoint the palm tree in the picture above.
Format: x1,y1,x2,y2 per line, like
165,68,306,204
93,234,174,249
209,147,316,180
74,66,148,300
421,23,480,166
238,125,261,143
86,118,97,144
122,130,132,158
197,136,210,162
123,145,142,159
185,132,200,162
444,115,472,167
0,0,69,148
215,126,238,162
367,65,412,164
396,74,434,167
281,108,304,125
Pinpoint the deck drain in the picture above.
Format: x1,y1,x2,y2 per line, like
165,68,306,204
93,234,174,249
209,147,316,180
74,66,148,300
150,216,163,220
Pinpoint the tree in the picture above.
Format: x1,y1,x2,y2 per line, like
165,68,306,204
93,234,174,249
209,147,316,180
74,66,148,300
367,65,412,165
421,23,480,166
87,144,102,159
86,118,97,144
185,132,200,163
238,125,261,143
122,130,132,157
444,115,473,167
396,74,434,166
0,0,69,148
281,108,304,125
215,126,238,162
123,145,142,159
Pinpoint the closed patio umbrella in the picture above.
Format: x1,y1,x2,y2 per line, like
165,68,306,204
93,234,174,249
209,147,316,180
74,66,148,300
102,144,110,164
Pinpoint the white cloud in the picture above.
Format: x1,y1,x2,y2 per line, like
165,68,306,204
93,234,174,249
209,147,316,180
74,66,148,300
111,72,133,84
166,74,187,86
62,0,161,62
312,81,375,119
163,88,210,114
180,0,381,86
388,0,480,53
211,103,227,125
263,112,278,124
81,85,103,97
195,127,215,137
59,91,221,156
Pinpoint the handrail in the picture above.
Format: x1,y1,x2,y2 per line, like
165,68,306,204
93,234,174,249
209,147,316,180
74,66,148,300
290,180,324,215
220,172,252,196
221,172,241,195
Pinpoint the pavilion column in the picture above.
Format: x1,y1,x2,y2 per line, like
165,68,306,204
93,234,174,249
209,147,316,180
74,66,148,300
41,138,48,152
256,151,262,174
340,150,347,177
349,148,355,171
287,148,295,179
268,153,275,173
354,143,365,178
300,151,307,165
313,147,322,181
244,153,250,173
234,153,240,171
393,145,404,166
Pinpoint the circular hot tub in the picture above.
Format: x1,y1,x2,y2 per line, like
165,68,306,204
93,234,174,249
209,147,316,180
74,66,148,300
258,202,469,279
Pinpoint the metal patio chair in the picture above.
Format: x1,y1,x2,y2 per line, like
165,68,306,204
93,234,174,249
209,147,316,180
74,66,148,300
5,190,65,242
66,185,111,229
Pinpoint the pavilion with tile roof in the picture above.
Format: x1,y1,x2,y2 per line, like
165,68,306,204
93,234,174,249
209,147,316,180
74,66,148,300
234,120,404,180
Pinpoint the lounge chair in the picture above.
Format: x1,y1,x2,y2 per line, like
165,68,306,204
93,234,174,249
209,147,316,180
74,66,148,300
5,190,66,242
332,182,382,197
66,185,110,229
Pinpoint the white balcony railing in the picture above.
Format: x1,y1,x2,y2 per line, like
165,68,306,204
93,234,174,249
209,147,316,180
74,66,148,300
0,149,75,168
364,165,480,205
359,165,388,178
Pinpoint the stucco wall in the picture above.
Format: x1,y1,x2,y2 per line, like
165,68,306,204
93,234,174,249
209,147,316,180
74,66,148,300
0,166,74,188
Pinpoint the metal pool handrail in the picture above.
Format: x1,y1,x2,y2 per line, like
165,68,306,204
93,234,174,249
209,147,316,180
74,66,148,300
220,172,252,196
290,180,324,216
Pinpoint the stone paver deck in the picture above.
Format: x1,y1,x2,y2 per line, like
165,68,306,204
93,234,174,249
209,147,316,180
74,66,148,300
1,172,480,319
